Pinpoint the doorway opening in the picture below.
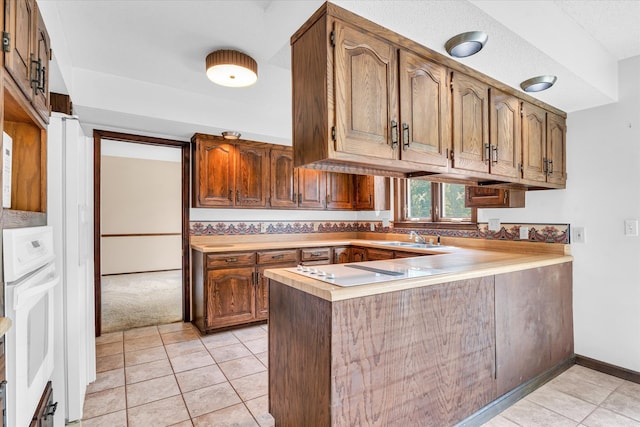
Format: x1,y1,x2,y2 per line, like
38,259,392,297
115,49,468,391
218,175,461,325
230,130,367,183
93,130,190,336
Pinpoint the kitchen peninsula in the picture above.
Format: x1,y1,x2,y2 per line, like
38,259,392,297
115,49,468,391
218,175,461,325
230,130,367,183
264,242,573,426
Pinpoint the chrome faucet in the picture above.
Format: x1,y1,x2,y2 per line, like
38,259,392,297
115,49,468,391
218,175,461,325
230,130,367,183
409,231,426,244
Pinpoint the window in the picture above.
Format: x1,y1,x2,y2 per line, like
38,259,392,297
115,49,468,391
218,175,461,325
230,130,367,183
396,179,476,227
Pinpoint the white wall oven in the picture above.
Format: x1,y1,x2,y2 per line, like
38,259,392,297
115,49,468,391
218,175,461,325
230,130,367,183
3,226,59,427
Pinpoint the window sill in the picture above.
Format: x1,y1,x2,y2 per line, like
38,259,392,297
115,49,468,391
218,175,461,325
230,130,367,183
392,221,478,231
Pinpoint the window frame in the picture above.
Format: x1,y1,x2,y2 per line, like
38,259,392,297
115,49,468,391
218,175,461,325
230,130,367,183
394,179,477,230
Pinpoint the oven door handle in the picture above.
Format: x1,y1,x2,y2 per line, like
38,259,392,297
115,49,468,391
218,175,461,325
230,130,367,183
14,275,60,310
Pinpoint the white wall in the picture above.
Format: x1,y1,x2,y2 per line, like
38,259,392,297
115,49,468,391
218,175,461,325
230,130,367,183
479,56,640,372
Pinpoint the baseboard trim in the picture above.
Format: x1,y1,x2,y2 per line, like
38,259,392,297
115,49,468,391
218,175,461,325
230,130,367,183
455,356,576,427
575,354,640,384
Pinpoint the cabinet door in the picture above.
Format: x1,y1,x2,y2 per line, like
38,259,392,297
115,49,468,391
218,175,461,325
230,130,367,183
195,138,235,207
257,262,298,321
4,0,36,98
333,247,351,264
31,6,50,122
546,112,567,186
452,73,490,174
236,144,269,208
326,172,354,210
489,89,520,179
333,20,398,160
206,267,255,329
270,148,298,208
398,50,450,168
351,247,366,262
354,175,373,210
521,102,547,183
298,168,325,209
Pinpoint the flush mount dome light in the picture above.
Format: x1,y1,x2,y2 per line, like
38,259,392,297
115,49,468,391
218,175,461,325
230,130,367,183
520,75,557,92
221,131,241,140
206,49,258,88
445,31,488,58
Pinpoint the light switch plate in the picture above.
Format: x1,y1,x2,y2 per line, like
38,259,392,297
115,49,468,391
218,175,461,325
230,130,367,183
260,222,267,233
624,219,639,236
488,218,501,232
519,226,529,240
573,226,586,243
382,218,390,227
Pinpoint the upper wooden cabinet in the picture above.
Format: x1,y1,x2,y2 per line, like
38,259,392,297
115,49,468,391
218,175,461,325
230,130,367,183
326,172,354,209
3,0,50,123
465,187,525,209
192,134,268,208
489,89,521,179
291,2,568,191
521,103,566,187
333,20,398,161
269,147,326,210
354,175,390,210
4,0,36,99
398,50,450,168
451,72,490,174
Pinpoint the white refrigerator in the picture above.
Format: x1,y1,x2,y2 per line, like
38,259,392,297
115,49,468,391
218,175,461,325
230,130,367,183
47,112,96,425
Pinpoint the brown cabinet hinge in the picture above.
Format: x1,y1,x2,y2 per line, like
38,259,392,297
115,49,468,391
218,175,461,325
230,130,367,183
2,32,10,52
331,126,336,141
330,31,335,47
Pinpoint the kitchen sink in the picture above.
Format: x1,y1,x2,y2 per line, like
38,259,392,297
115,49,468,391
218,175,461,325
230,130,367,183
370,241,448,249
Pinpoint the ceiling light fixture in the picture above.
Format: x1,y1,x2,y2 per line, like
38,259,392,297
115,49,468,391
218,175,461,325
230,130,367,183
520,75,557,92
206,49,258,88
445,31,488,58
222,131,241,140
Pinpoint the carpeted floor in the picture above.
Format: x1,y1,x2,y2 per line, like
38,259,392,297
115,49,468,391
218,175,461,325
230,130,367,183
101,270,183,333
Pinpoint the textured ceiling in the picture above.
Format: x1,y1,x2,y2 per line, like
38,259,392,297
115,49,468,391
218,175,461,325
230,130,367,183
39,0,640,143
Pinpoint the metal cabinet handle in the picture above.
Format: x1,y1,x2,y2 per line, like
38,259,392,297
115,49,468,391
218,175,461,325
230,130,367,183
310,252,322,257
548,160,554,175
543,158,548,174
271,254,284,260
225,257,238,263
236,190,240,201
228,190,233,201
391,120,398,149
402,123,410,151
293,192,297,203
484,143,491,164
491,145,498,164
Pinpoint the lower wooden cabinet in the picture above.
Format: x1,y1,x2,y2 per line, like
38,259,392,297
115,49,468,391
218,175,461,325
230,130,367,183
364,247,394,260
351,247,366,262
333,247,351,263
193,249,301,332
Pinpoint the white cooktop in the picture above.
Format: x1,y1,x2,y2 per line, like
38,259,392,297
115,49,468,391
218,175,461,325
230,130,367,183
286,260,445,287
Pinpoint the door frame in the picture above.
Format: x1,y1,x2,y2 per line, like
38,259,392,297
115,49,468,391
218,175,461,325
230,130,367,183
93,130,191,336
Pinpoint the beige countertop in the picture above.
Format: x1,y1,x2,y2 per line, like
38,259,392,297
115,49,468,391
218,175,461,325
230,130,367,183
191,236,572,302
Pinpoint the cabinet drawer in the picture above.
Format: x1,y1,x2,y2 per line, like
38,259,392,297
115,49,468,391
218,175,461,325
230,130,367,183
300,247,331,261
207,252,255,268
257,250,299,265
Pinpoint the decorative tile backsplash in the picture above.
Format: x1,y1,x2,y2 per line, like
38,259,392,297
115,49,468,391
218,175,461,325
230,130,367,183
190,221,570,244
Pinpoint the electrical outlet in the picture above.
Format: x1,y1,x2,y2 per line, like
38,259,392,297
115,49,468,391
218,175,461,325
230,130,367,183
519,226,529,240
624,219,639,236
260,222,267,233
382,218,390,228
370,223,375,231
572,226,586,243
488,218,501,232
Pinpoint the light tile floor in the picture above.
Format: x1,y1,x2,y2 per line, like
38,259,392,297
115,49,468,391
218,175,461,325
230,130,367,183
483,365,640,427
83,322,273,427
84,321,640,427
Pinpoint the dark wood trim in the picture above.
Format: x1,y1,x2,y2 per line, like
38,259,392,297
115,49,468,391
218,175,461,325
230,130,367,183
101,233,181,238
456,356,575,427
575,354,640,384
93,130,191,337
102,268,181,277
93,132,101,336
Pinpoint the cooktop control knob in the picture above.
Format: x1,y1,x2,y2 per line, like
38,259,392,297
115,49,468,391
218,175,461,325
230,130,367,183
326,272,335,279
317,270,326,276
